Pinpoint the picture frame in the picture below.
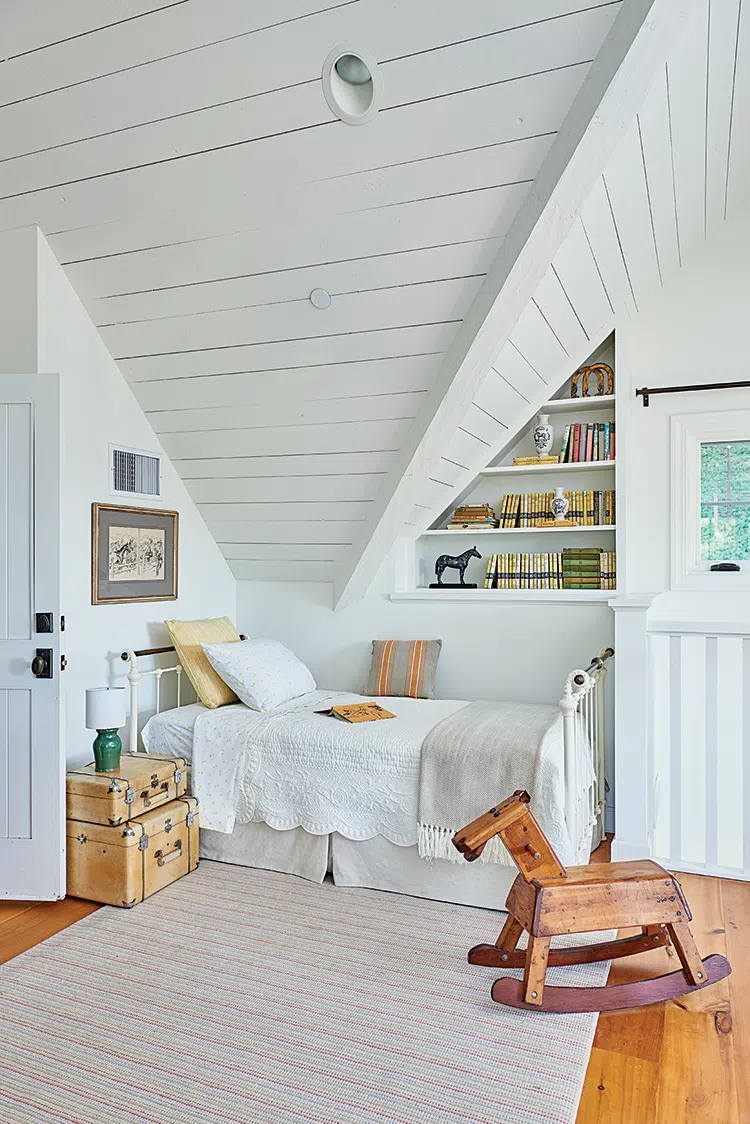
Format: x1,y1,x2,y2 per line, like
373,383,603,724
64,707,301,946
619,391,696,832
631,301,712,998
92,503,179,605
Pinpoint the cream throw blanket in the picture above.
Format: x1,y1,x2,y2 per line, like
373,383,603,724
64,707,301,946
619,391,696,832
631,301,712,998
417,700,589,866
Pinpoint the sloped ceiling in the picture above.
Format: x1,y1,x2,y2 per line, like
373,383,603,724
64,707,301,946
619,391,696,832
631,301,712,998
1,0,623,583
338,0,750,605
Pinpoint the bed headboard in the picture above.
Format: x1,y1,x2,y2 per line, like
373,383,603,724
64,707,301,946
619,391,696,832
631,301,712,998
120,637,247,754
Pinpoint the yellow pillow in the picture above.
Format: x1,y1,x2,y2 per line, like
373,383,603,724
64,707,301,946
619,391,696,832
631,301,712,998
164,617,241,708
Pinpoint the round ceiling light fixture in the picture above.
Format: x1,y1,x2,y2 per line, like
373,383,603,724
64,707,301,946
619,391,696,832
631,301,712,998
310,287,331,309
322,45,382,126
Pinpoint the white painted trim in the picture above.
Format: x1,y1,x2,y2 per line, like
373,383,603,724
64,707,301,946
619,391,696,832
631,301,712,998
480,460,616,477
390,589,613,604
422,525,616,536
335,0,695,608
649,620,750,636
611,838,652,861
608,595,656,610
671,410,750,590
543,395,616,414
653,856,750,883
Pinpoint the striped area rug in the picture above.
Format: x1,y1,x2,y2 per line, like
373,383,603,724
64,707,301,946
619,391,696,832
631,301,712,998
0,863,610,1124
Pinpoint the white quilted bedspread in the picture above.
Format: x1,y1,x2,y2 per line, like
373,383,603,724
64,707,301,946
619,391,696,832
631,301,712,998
191,691,467,838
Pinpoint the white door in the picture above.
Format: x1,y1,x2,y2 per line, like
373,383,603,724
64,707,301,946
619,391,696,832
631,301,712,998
0,375,62,900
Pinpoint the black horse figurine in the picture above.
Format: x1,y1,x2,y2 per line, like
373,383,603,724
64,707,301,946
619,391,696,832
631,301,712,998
434,546,481,586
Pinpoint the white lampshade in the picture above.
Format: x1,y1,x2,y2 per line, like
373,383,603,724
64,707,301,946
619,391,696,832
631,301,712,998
85,687,127,731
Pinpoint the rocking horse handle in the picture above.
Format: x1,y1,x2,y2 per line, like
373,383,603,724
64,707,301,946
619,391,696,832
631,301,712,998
452,791,531,861
453,790,567,881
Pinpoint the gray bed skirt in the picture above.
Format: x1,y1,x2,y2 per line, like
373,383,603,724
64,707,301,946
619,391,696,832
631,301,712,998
200,822,518,910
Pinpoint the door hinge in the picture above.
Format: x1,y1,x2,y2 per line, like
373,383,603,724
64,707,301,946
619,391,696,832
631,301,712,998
60,614,66,632
60,654,68,672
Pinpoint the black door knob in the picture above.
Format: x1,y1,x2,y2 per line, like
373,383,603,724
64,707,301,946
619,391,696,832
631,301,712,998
31,654,49,678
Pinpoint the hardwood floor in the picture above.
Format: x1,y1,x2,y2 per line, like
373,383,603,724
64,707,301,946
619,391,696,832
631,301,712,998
577,839,748,1122
0,897,99,966
1,855,747,1123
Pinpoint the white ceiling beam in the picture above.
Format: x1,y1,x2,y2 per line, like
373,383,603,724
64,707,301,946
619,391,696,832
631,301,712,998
334,0,696,609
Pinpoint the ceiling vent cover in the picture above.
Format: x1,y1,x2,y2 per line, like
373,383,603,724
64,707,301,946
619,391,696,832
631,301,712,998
111,445,161,499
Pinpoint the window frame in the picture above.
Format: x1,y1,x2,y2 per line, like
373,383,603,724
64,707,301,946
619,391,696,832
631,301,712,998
671,410,750,590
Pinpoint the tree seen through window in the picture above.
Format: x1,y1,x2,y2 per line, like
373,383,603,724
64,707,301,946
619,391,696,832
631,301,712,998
700,440,750,560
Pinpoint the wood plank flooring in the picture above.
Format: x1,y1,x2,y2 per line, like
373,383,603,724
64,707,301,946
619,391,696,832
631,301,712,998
577,840,748,1122
0,852,747,1122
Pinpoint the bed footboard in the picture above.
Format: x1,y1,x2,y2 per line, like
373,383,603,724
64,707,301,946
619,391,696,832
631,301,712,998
559,646,614,857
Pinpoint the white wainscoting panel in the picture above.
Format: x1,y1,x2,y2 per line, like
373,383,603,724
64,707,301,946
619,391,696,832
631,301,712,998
650,626,749,880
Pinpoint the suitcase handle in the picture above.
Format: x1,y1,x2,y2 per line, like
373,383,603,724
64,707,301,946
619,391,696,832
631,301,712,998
141,788,171,809
154,843,182,867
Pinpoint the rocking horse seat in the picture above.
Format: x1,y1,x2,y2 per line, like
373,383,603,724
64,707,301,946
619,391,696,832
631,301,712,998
453,791,731,1014
506,858,689,937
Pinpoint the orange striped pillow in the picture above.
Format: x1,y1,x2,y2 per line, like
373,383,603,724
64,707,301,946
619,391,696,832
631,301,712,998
363,639,442,699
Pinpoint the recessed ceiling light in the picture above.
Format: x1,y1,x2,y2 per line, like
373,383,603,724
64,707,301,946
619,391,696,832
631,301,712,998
322,45,383,126
335,54,371,86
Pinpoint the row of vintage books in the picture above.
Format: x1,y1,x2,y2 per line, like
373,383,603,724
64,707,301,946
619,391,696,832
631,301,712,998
483,549,617,590
499,490,615,527
559,422,615,462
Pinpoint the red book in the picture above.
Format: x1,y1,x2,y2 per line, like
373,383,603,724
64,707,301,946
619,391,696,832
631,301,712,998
573,424,581,462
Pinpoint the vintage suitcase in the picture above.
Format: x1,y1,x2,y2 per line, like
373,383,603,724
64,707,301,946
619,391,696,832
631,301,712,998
66,754,186,826
66,796,199,908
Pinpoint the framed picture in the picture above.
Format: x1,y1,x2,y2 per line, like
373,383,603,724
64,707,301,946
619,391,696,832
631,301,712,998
92,503,179,605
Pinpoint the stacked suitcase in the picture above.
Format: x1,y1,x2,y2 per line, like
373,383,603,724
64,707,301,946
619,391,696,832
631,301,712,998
66,754,199,908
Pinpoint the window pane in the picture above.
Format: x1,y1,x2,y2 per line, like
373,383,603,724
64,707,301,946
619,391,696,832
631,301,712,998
700,440,750,560
730,442,750,502
700,442,730,503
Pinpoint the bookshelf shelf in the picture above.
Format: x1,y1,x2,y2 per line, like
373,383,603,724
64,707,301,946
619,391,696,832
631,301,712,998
410,341,619,601
481,460,615,477
390,589,615,604
543,395,615,414
424,525,616,536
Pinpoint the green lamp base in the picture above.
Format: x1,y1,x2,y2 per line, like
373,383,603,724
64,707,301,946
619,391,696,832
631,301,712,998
93,729,122,772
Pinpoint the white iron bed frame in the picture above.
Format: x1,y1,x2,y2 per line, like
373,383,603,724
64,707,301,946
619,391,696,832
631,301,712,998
119,643,613,867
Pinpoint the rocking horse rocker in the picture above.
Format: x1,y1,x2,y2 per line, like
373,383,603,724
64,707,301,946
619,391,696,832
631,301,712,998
452,791,731,1013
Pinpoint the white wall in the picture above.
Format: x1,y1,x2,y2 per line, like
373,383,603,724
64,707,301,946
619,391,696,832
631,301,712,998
239,560,612,706
611,203,750,872
0,226,236,766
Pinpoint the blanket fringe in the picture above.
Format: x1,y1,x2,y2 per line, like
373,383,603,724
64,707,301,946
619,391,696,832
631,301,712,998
417,823,514,866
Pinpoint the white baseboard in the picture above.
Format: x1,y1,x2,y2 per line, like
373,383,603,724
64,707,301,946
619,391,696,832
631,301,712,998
611,838,651,862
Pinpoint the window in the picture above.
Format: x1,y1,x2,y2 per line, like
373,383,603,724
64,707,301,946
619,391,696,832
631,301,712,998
671,411,750,590
700,440,750,560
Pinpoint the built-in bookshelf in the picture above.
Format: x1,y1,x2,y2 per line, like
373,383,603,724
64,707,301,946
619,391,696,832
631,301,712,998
392,347,618,602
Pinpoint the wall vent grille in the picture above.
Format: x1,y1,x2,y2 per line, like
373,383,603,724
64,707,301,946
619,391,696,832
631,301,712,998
111,446,161,498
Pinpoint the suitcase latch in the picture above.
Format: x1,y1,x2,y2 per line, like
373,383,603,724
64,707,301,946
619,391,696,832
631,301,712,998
175,767,183,784
122,827,135,837
186,811,195,827
150,773,159,788
108,779,122,793
164,818,173,833
124,787,135,805
138,834,149,851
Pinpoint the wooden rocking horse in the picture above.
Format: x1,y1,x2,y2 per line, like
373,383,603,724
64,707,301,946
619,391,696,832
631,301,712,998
452,791,731,1013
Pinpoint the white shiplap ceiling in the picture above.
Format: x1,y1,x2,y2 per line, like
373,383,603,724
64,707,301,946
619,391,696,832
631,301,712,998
338,0,750,605
1,0,624,584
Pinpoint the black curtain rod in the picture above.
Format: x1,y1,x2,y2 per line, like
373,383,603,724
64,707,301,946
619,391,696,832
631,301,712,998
636,380,750,406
